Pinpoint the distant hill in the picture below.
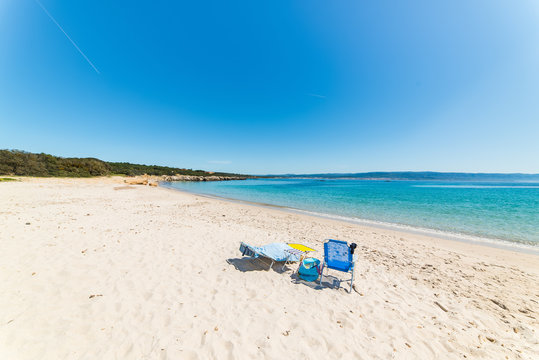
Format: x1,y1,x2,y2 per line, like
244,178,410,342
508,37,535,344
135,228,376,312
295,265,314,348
263,171,539,182
0,150,246,178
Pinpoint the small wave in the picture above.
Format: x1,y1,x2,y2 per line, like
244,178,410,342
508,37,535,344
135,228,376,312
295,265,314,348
291,209,539,254
162,182,539,255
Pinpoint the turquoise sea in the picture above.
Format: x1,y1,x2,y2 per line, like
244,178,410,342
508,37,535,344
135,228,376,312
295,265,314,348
163,179,539,249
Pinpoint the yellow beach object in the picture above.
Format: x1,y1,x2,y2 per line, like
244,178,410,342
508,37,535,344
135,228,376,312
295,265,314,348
287,243,316,253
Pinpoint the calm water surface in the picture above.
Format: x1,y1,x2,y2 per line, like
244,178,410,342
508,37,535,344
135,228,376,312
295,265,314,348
163,179,539,247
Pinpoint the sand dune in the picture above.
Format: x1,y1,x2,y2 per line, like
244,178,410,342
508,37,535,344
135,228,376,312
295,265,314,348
0,178,537,359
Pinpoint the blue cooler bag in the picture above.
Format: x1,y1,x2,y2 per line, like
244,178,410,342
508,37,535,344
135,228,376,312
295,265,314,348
298,258,321,282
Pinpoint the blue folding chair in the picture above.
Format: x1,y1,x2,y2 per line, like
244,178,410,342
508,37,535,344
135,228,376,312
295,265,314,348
319,239,357,293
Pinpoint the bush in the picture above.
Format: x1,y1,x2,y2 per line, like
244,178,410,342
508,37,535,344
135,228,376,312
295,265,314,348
0,150,245,178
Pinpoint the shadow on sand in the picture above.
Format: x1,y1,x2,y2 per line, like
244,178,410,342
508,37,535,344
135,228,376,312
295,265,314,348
227,257,343,291
226,257,291,274
290,272,342,291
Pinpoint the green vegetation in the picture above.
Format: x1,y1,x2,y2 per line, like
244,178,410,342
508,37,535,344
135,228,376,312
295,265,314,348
0,177,17,182
107,162,233,177
0,150,245,178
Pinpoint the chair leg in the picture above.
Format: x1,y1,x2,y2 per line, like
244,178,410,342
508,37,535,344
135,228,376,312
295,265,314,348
295,254,304,274
282,254,290,271
349,270,354,294
318,263,325,284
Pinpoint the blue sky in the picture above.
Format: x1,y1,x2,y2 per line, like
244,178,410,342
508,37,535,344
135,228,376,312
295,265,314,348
1,1,538,174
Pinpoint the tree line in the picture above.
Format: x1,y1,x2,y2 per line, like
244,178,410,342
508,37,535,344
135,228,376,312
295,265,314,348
0,150,244,178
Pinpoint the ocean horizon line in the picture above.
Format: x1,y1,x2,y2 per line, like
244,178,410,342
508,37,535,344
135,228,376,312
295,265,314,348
255,171,539,181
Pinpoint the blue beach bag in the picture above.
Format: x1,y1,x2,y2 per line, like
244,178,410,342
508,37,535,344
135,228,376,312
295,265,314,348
298,258,321,282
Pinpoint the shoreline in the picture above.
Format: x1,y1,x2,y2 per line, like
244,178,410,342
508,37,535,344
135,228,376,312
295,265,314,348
160,182,539,256
157,183,539,275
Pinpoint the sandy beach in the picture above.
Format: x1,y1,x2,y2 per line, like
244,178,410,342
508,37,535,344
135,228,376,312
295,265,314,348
1,178,538,359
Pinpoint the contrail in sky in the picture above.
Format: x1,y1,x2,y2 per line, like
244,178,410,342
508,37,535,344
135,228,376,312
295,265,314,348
35,0,100,74
307,93,326,99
